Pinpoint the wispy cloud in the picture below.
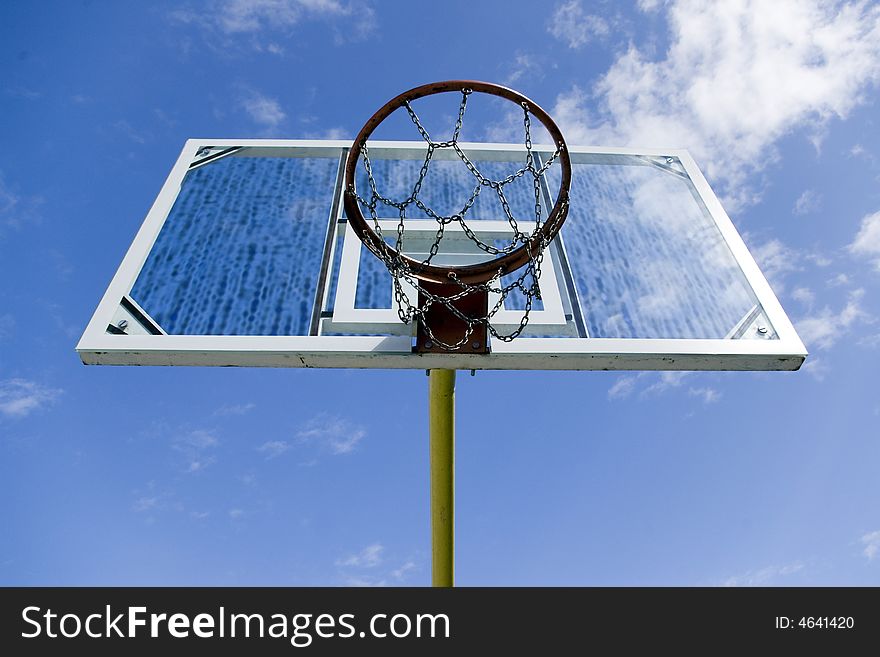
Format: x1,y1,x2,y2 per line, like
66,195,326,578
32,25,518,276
802,357,829,382
849,210,880,272
257,440,291,459
336,543,383,568
0,379,62,419
0,171,43,235
551,0,880,208
390,561,417,581
547,1,610,49
748,237,803,293
240,90,286,128
4,86,41,100
209,0,355,33
607,371,720,405
722,561,805,587
172,428,219,473
506,53,543,86
849,143,876,163
335,543,419,586
607,375,637,400
688,387,721,404
0,314,14,340
132,496,160,513
303,126,350,140
642,371,689,397
297,414,365,455
170,0,376,47
861,530,880,560
112,119,148,145
793,189,822,216
214,402,256,416
791,287,814,308
796,289,869,350
341,575,388,587
0,172,19,225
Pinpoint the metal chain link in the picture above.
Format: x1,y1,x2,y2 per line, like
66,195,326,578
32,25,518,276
352,89,562,350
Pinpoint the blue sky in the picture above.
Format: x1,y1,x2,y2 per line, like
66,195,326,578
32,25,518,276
2,0,880,586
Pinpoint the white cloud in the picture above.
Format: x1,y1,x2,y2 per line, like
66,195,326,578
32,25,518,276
642,371,689,396
304,126,349,140
0,175,19,226
688,387,721,404
506,53,543,86
552,0,880,208
827,273,850,287
862,530,880,559
802,357,829,381
258,439,291,459
607,371,720,402
171,0,375,42
793,189,822,215
341,575,387,587
220,0,307,33
0,172,43,235
849,143,876,162
749,238,801,292
180,429,218,449
132,496,159,512
808,253,833,268
0,314,14,340
229,508,244,519
791,287,814,307
112,119,148,145
335,544,418,586
391,561,417,581
297,414,365,454
241,91,286,128
547,1,609,49
722,561,804,587
0,379,62,419
849,210,880,271
214,402,256,416
608,375,637,400
173,429,219,473
187,459,213,473
796,289,869,349
336,543,383,568
5,86,41,100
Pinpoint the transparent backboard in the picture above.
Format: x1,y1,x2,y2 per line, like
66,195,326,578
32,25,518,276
77,140,806,370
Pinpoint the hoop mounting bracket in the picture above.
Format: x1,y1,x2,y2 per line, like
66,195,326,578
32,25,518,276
415,283,490,354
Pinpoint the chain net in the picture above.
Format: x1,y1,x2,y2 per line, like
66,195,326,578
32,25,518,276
351,88,564,350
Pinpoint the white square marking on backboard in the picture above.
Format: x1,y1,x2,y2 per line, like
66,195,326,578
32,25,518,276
331,220,568,336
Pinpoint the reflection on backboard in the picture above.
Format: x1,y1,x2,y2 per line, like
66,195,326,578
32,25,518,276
77,139,806,370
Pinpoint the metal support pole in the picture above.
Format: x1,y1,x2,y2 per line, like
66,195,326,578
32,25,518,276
429,369,455,587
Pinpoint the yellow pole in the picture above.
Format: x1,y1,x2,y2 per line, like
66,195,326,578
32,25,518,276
429,369,455,587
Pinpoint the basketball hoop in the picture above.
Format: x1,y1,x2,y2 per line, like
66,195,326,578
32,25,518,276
343,80,572,353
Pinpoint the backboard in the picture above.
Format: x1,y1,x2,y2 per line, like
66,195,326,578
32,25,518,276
77,139,806,370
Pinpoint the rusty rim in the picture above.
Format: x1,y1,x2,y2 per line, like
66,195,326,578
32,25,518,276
342,80,571,286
